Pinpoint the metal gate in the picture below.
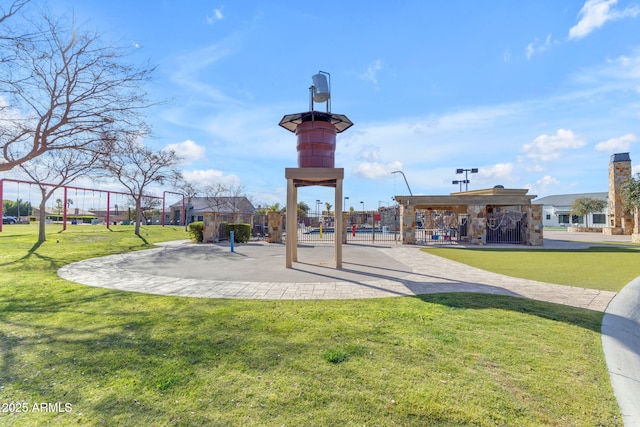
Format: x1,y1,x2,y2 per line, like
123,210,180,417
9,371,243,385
345,208,400,244
290,209,401,245
486,209,526,244
415,210,468,245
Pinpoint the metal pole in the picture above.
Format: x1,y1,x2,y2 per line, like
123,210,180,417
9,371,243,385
0,180,4,233
106,192,111,228
63,186,68,231
391,171,413,196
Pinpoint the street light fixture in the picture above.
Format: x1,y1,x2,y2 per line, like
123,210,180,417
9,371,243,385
391,170,413,195
455,168,478,191
344,196,349,212
451,180,469,192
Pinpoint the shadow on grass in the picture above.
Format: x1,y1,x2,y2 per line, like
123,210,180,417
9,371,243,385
415,292,604,333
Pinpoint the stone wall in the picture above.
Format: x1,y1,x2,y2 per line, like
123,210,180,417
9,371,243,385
607,154,633,234
202,212,220,243
267,212,283,243
467,205,487,245
342,212,349,244
526,204,543,246
400,204,416,244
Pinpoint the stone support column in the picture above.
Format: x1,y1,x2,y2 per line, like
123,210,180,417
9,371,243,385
342,212,349,244
467,205,487,245
267,212,283,243
202,212,220,243
632,207,640,243
400,204,416,244
605,153,633,235
526,204,544,246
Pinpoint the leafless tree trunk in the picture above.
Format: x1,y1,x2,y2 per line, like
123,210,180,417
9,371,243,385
100,137,181,236
0,9,155,171
18,147,100,242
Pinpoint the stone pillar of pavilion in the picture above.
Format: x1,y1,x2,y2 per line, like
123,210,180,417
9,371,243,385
400,204,417,244
604,153,633,235
279,72,353,268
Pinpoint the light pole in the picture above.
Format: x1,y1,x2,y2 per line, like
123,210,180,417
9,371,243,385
455,168,478,191
391,170,413,195
316,199,321,225
360,201,365,226
344,196,349,212
452,180,469,192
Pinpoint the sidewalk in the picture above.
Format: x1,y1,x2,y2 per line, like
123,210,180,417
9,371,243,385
57,232,620,310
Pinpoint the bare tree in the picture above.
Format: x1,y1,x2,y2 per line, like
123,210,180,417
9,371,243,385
0,0,29,26
100,138,181,236
201,183,229,215
172,176,198,227
0,10,155,171
18,147,100,242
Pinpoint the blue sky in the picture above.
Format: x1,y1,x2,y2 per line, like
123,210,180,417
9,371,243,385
5,0,640,211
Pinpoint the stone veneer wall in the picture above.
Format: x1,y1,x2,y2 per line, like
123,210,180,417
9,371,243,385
605,154,633,235
526,204,544,246
342,212,349,244
467,205,487,245
202,212,220,243
267,212,283,243
633,207,640,243
400,204,416,244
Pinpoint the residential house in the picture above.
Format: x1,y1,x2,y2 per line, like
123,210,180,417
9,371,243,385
533,192,608,228
169,196,256,225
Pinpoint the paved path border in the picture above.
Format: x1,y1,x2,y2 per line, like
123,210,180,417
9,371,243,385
58,238,617,310
603,277,640,427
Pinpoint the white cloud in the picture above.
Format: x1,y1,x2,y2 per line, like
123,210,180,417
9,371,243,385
353,161,403,180
360,60,383,85
503,48,511,63
569,0,640,40
527,175,561,196
526,34,558,60
521,129,586,162
594,133,637,152
181,169,240,188
164,139,206,164
478,163,515,181
206,8,224,24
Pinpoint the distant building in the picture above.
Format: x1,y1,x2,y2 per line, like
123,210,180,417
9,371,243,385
32,207,99,224
169,196,255,225
534,192,608,227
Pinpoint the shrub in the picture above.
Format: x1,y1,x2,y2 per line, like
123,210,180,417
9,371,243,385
187,221,204,242
222,223,251,243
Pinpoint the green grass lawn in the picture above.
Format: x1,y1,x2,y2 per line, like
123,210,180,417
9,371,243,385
421,246,640,292
0,224,623,426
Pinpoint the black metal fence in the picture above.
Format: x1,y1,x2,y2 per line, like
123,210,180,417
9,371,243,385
486,210,525,244
414,210,468,245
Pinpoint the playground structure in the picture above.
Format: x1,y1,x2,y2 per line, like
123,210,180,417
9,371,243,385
0,178,185,233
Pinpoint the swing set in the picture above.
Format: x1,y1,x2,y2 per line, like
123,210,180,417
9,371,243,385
0,178,184,233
